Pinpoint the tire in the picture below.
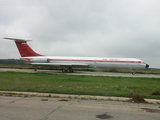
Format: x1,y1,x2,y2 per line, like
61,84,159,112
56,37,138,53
62,69,66,73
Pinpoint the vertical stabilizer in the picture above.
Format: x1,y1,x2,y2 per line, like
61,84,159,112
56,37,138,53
4,37,44,57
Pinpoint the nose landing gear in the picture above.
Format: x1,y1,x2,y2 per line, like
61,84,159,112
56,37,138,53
132,71,136,75
131,68,136,75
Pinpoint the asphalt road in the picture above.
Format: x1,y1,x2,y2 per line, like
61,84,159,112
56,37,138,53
0,68,160,78
0,96,160,120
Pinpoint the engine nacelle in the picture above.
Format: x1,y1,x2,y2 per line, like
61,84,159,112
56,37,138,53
31,57,49,63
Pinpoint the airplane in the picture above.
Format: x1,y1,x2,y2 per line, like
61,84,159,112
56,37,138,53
4,37,149,74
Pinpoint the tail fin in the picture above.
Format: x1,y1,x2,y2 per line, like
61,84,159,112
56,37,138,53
4,37,44,57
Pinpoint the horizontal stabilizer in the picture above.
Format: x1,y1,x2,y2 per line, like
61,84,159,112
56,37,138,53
4,37,32,42
4,37,43,57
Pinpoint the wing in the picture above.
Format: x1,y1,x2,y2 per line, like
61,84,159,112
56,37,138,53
28,63,89,67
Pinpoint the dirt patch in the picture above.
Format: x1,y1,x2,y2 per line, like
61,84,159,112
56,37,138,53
59,99,69,101
141,108,160,113
151,91,160,96
96,113,113,119
131,95,145,103
41,99,48,101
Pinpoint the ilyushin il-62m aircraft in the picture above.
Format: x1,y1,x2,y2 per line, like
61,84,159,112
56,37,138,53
4,37,149,74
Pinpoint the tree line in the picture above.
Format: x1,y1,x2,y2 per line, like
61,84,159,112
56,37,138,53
0,59,25,65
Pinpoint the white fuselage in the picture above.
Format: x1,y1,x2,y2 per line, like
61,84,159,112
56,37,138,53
22,56,148,70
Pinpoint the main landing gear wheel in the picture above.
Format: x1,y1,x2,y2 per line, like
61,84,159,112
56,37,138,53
62,68,73,73
70,69,73,73
62,69,66,73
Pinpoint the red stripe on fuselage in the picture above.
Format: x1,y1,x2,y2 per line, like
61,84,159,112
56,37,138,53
49,59,142,63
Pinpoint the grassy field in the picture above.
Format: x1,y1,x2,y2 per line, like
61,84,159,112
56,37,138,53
0,71,160,99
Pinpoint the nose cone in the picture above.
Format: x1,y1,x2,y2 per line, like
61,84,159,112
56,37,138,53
146,64,149,68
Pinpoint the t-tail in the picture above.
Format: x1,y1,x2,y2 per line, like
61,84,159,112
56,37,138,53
4,37,44,57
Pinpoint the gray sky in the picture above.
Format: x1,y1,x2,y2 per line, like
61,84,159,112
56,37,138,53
0,0,160,68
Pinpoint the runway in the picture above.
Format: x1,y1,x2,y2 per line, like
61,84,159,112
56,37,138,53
0,95,160,120
0,68,160,78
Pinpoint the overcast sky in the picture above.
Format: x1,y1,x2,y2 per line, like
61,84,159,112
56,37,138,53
0,0,160,68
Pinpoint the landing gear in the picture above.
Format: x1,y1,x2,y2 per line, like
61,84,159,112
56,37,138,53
62,69,66,73
34,66,37,71
131,68,136,75
62,67,74,73
132,72,135,75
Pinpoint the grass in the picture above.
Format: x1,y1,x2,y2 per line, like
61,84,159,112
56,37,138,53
0,71,160,99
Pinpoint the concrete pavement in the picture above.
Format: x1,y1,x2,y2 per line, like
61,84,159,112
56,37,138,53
0,95,160,120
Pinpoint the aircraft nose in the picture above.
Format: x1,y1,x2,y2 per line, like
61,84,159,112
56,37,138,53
146,64,149,68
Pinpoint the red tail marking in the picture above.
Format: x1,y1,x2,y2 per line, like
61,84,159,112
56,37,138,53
15,41,44,57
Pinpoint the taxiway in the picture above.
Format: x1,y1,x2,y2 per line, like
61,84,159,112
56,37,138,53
0,68,160,78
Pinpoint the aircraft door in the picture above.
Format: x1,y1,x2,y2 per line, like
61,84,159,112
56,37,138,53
47,58,50,63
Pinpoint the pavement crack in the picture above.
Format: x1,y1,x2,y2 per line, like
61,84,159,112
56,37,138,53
40,106,62,120
69,101,74,106
40,101,74,120
10,97,24,103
